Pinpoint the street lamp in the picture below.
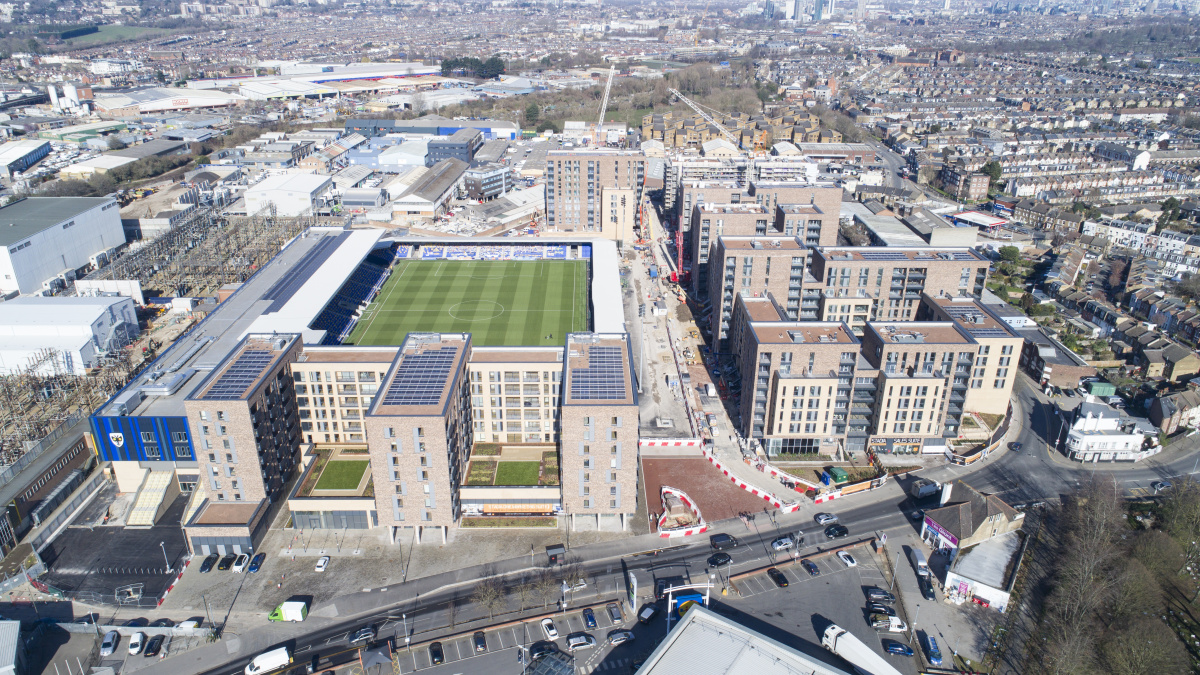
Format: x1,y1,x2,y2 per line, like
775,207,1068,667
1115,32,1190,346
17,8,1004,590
160,542,171,573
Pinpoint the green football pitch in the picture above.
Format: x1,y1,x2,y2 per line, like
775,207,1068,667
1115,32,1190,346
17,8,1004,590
346,260,589,347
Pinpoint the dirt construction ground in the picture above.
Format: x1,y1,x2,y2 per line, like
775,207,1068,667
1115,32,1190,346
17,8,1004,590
641,457,776,529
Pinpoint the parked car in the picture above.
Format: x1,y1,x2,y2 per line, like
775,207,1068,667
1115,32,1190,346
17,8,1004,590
866,588,896,603
637,604,659,625
1009,442,1022,452
801,559,820,576
606,603,624,624
248,553,266,573
216,554,236,571
541,618,558,640
100,631,119,656
231,554,249,573
315,556,330,572
149,618,173,628
428,642,444,665
582,608,596,629
911,509,925,520
868,603,896,616
766,568,789,588
473,631,487,652
608,630,635,646
566,633,596,652
918,574,937,601
924,636,943,665
128,632,145,656
199,554,219,573
1153,481,1172,493
837,551,857,568
707,552,732,567
123,618,148,627
884,641,913,657
815,513,838,525
824,524,849,539
771,535,796,552
144,635,165,657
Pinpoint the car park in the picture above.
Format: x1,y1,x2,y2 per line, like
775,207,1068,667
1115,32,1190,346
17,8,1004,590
801,559,820,576
144,635,165,657
885,641,913,657
707,552,732,567
837,551,857,568
473,631,487,652
429,642,444,665
566,633,596,652
766,568,789,588
199,554,219,573
541,618,558,640
128,632,145,655
248,553,266,573
315,556,330,572
231,554,249,573
815,513,838,525
608,630,635,646
771,535,796,551
582,608,596,629
824,524,849,539
100,631,119,656
217,554,236,571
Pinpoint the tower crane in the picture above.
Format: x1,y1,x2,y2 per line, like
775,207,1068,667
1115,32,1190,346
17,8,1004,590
694,1,709,45
668,87,740,147
594,65,616,146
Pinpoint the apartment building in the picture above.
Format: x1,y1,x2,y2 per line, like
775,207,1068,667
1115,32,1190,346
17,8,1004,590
916,295,1023,416
545,149,644,244
707,236,809,350
365,333,472,544
666,158,749,213
292,346,397,446
804,247,990,333
559,333,638,531
467,347,563,444
182,333,303,555
690,203,772,295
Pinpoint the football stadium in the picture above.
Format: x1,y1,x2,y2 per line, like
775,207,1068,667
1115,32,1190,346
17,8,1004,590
307,239,618,347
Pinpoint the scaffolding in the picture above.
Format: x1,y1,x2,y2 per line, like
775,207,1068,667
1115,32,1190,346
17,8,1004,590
82,206,319,298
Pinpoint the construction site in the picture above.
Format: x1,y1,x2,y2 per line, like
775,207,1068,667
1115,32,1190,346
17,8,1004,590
0,206,329,471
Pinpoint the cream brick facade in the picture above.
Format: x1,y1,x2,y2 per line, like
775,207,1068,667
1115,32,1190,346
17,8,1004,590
291,346,398,447
559,334,638,530
467,347,563,444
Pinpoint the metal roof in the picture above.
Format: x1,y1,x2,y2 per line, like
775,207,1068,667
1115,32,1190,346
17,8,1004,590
0,197,113,248
0,620,18,670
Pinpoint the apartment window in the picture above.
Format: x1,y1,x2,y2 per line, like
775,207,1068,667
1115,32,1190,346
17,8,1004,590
609,471,617,481
583,499,590,508
610,499,618,508
420,471,429,481
994,379,1007,389
583,487,590,496
199,411,209,421
216,412,225,421
582,445,590,455
584,472,591,482
610,486,618,495
140,432,155,443
1001,344,1014,355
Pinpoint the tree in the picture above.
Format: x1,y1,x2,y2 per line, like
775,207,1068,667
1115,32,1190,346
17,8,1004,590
25,38,40,54
480,56,506,79
929,123,942,134
1107,259,1127,289
981,160,1002,184
998,245,1020,262
469,578,507,620
525,102,539,125
1101,615,1190,675
1019,292,1035,312
106,136,127,151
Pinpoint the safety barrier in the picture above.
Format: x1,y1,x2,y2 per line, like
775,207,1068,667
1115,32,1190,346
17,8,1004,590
699,446,803,513
656,486,708,538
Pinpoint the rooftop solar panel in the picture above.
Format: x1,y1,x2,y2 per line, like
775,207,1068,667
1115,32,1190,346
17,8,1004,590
951,252,978,261
569,346,627,400
202,350,274,400
969,328,1013,338
382,347,458,407
857,251,909,261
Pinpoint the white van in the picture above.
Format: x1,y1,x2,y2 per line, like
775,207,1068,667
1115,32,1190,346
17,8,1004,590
704,383,716,397
245,647,291,675
910,549,930,578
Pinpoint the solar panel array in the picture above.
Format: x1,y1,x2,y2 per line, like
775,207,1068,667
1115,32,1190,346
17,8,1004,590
950,252,977,261
969,328,1013,338
381,347,458,406
857,251,910,261
569,346,627,400
202,350,274,400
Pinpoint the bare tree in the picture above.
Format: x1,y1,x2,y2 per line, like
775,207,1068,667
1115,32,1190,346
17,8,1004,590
1101,615,1190,675
470,578,507,620
533,570,558,609
514,579,536,611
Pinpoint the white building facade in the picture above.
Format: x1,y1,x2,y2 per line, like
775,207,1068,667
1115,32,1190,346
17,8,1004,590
0,197,124,295
0,296,138,375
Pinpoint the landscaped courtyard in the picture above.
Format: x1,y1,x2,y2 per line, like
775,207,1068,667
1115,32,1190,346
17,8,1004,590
464,445,560,486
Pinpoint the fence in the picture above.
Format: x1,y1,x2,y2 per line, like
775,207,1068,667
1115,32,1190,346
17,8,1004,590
946,404,1013,466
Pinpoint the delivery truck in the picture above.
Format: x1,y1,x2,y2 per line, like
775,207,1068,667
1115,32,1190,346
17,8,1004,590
268,600,308,623
821,624,904,675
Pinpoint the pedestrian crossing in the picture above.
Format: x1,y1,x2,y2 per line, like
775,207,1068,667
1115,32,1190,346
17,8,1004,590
578,657,633,673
